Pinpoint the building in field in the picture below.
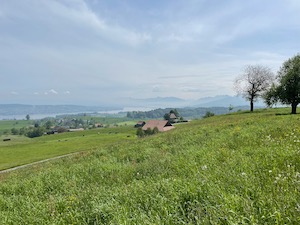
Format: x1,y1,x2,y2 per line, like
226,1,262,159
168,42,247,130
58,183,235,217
134,121,146,128
142,120,174,132
169,113,179,123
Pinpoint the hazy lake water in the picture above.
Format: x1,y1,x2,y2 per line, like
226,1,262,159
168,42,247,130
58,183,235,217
0,107,155,120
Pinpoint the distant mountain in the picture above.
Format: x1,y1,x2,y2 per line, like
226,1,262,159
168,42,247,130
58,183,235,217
0,95,267,119
121,95,265,108
144,97,185,103
120,97,186,108
192,95,265,107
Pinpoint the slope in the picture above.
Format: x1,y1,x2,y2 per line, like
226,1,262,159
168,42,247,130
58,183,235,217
0,108,299,224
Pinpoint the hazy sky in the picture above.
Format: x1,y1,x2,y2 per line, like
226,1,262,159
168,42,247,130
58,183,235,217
1,0,299,105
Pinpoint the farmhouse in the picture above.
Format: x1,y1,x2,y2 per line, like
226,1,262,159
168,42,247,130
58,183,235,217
134,121,146,128
68,128,85,132
169,113,179,123
142,120,175,132
95,123,104,128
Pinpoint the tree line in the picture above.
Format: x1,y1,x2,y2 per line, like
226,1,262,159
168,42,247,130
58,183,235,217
126,107,241,119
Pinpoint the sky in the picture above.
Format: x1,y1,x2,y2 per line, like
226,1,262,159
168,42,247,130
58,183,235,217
0,0,300,105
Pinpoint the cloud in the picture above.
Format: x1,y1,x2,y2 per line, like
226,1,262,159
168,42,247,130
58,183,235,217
49,89,58,95
180,87,201,93
10,91,18,95
0,0,299,105
159,75,200,79
43,0,153,46
152,84,170,93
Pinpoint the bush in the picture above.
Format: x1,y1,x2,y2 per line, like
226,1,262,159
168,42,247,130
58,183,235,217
26,127,45,138
11,128,19,135
136,128,145,137
203,111,215,118
136,127,160,137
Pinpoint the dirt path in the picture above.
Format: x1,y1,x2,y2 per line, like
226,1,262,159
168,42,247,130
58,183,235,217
0,152,79,174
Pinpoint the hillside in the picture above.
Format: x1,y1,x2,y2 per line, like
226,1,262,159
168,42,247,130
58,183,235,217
0,108,299,224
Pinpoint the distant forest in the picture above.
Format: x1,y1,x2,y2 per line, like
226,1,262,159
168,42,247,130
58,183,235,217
126,106,248,119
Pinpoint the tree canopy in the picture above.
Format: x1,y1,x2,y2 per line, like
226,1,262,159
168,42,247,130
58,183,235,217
234,65,274,112
264,54,300,114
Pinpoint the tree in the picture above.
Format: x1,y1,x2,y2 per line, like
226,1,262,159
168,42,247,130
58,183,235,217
228,104,234,112
264,54,300,114
203,111,215,118
234,65,274,112
26,127,45,138
163,113,170,121
26,114,30,120
11,128,19,135
170,109,180,117
152,127,159,134
144,128,153,136
45,121,53,130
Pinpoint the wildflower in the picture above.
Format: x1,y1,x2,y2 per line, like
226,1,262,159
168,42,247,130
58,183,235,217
201,165,208,170
241,172,246,176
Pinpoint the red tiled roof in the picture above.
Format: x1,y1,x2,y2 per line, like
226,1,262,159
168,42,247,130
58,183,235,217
142,120,174,132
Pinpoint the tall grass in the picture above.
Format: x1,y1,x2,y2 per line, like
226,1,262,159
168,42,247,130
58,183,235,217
0,108,299,224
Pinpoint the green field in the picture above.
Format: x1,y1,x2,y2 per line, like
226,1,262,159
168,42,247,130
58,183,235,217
0,126,136,170
0,120,31,133
0,108,299,224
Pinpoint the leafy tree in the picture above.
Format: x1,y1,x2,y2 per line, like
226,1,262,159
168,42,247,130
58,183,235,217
136,127,160,137
127,112,133,118
163,113,170,121
152,127,159,134
170,109,180,117
144,128,153,136
19,127,26,135
26,114,30,120
45,121,53,130
11,128,19,135
203,111,215,118
26,127,45,138
264,54,300,114
234,65,274,111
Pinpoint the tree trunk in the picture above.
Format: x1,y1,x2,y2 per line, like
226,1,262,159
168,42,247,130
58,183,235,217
291,102,297,114
250,100,254,112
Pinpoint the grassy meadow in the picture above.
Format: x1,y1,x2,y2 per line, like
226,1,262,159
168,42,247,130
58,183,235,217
0,126,136,171
0,108,299,224
0,120,31,133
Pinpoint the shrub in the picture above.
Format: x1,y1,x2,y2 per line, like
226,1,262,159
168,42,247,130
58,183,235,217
203,111,215,118
136,128,145,137
26,127,45,138
136,127,160,137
